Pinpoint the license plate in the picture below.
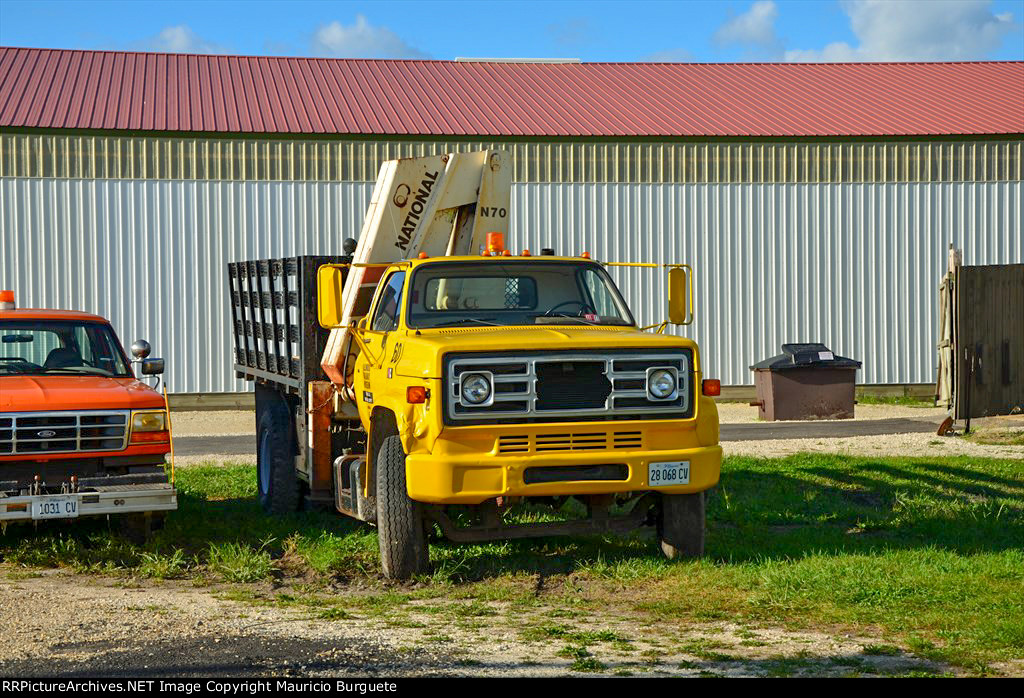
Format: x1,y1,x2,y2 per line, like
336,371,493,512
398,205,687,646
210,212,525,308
31,495,80,520
648,461,690,486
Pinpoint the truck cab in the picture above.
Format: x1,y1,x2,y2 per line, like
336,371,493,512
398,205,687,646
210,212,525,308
0,292,177,534
355,253,721,501
344,249,721,576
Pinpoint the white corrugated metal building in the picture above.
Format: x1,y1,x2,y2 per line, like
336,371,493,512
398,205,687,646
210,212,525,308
1,49,1022,396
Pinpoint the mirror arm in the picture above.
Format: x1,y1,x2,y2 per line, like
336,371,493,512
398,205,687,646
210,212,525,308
348,321,381,365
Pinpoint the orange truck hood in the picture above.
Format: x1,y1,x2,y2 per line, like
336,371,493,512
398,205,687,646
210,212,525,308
0,375,165,412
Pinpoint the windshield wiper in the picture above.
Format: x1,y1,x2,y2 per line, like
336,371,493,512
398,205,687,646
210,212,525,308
434,318,499,327
40,367,114,376
533,313,599,326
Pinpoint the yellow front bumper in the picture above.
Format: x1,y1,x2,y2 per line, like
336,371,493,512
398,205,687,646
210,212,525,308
406,424,722,505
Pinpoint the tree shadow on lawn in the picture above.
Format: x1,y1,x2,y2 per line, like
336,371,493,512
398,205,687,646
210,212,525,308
2,456,1021,583
426,456,1024,580
0,491,370,573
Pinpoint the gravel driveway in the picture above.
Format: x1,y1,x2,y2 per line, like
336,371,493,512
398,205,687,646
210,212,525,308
0,569,958,678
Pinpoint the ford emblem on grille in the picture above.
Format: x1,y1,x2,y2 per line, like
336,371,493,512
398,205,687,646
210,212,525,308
37,430,57,438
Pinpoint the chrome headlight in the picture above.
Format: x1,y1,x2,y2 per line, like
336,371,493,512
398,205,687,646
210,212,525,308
461,373,493,405
131,410,167,432
647,368,677,400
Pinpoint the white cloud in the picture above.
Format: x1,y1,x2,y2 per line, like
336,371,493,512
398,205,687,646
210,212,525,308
642,48,696,62
135,25,230,54
785,0,1020,62
547,18,594,48
714,0,784,58
310,15,429,59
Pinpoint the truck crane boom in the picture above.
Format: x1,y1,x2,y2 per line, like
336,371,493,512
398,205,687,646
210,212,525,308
321,150,512,392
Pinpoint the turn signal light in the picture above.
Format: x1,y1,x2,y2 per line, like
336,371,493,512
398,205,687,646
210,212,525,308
130,430,170,444
0,290,14,311
702,379,721,396
407,386,428,404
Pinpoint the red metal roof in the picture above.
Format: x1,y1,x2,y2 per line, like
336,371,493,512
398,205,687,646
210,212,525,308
1,47,1022,138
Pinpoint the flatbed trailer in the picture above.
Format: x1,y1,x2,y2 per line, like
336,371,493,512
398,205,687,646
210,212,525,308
228,253,356,508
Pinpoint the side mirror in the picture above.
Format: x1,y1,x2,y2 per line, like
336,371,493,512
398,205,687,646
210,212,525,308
131,339,151,359
317,265,346,329
140,358,165,375
667,267,693,325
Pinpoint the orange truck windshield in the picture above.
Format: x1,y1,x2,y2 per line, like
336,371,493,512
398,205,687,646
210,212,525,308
0,320,131,377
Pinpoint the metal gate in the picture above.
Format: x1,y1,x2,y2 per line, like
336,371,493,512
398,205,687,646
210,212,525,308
937,252,1024,419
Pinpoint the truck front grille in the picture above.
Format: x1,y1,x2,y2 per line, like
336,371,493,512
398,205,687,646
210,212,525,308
497,431,643,454
446,350,692,424
535,361,612,410
0,411,130,455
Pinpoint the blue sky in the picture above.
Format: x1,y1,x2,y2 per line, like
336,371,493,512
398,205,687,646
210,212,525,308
1,0,1022,62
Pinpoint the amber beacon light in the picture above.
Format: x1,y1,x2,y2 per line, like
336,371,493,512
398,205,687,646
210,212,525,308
486,232,505,254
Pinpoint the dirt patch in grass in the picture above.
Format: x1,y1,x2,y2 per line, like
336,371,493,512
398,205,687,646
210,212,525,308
967,428,1024,447
2,453,1021,676
0,570,962,678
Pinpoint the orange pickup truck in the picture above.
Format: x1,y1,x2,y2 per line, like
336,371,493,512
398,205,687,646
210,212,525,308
0,291,177,537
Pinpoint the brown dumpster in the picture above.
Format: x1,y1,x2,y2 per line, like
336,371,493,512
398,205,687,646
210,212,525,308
750,343,862,421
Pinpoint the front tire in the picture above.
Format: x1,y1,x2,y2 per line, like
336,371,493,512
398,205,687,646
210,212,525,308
658,492,706,559
375,435,429,580
257,404,301,515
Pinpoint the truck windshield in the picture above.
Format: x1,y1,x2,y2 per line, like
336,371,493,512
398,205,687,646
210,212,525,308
0,320,131,377
406,261,635,329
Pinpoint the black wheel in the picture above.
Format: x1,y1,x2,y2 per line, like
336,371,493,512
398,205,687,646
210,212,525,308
257,404,301,515
375,434,429,580
658,493,706,559
118,512,165,544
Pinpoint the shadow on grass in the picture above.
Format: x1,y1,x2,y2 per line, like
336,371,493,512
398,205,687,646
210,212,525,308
0,488,375,575
1,455,1021,583
425,454,1024,580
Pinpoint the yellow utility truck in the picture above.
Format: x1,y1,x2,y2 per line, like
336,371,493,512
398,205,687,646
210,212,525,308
228,151,721,579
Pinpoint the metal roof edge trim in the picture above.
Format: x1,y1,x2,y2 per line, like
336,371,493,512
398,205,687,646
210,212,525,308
3,45,1022,68
2,125,1022,143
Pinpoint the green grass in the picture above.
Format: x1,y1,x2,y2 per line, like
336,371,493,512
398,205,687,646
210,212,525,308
207,540,276,582
0,453,1021,672
966,429,1024,446
557,644,606,672
854,395,936,408
138,548,189,579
